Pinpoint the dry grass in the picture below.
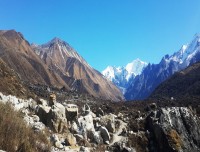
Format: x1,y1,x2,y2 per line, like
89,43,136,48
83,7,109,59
0,102,50,152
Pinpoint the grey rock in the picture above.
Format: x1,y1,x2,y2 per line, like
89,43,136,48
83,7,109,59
82,104,91,116
100,114,116,133
38,98,48,106
98,126,110,144
70,121,78,133
36,105,50,125
47,103,68,133
32,115,40,122
74,134,84,142
96,107,104,117
109,141,135,152
147,107,200,152
50,134,59,142
65,104,78,121
149,103,157,110
80,146,90,152
23,114,45,132
54,141,64,149
78,112,95,139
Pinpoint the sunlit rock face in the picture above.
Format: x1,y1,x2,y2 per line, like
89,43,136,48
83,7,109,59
32,36,124,101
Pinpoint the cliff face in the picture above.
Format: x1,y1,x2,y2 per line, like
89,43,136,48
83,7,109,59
147,107,200,152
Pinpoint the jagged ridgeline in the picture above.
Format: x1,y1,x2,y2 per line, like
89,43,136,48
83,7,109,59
0,30,123,101
102,34,200,101
125,34,200,100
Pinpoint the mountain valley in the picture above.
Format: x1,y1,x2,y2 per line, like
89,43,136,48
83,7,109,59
0,30,200,152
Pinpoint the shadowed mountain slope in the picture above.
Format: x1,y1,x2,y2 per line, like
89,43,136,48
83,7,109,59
150,62,200,99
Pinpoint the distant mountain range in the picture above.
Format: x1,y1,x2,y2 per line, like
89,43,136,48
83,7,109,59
0,30,123,101
102,59,147,93
102,34,200,100
1,29,200,102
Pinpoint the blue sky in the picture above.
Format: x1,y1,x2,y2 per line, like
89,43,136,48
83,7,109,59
0,0,200,71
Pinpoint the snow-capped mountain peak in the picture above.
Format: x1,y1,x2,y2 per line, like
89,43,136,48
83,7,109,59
164,34,200,67
102,59,147,93
164,44,188,64
103,34,200,99
102,66,116,81
125,58,148,80
102,58,147,82
125,33,200,100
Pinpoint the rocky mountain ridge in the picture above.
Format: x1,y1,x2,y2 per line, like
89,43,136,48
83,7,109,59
31,36,123,101
0,30,123,101
125,34,200,100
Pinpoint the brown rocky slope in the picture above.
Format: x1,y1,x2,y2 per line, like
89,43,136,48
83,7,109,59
0,30,65,87
0,30,123,101
32,37,123,101
0,59,34,98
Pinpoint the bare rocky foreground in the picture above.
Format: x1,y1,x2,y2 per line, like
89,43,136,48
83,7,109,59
0,92,200,152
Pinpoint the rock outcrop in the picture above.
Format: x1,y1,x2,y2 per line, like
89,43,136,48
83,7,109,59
36,96,68,133
100,113,116,133
98,126,110,144
36,104,50,125
1,91,200,152
47,103,68,133
147,107,200,152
